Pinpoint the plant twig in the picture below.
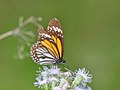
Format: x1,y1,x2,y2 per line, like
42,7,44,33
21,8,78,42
0,30,14,40
0,16,42,41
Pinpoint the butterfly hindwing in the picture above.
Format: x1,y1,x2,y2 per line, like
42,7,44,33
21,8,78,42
30,42,56,65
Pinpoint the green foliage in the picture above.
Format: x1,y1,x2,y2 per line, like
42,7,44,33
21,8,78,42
0,0,120,90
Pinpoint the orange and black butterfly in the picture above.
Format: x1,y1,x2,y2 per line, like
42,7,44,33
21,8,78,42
30,18,65,65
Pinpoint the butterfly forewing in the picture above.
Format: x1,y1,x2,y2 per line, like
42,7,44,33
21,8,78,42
47,18,64,59
38,28,59,59
30,18,64,65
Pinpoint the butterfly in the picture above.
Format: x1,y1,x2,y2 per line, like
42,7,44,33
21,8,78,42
30,18,65,65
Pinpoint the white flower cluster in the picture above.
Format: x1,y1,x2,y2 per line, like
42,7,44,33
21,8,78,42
34,65,92,90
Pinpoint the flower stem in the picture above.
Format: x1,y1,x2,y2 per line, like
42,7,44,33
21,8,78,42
52,81,56,89
71,75,83,89
43,84,49,90
0,16,42,41
0,30,14,40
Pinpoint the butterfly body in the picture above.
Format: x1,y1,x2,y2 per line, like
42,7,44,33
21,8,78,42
30,18,65,65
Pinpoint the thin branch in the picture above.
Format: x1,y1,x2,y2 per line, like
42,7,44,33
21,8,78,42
0,16,42,41
0,30,14,40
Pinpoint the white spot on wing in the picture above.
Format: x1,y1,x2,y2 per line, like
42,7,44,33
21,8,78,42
39,60,55,65
52,26,63,33
53,26,57,32
39,58,54,61
41,33,51,38
43,53,54,58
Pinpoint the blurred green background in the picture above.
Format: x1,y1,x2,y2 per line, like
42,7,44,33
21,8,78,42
0,0,120,90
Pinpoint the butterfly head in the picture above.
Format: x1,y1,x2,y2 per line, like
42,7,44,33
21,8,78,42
55,58,66,64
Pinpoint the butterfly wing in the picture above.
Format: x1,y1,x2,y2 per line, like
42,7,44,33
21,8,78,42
30,28,57,65
47,18,64,60
30,43,56,65
38,28,60,59
30,18,64,65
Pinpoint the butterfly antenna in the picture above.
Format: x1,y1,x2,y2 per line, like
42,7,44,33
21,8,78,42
61,62,70,71
65,62,70,70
